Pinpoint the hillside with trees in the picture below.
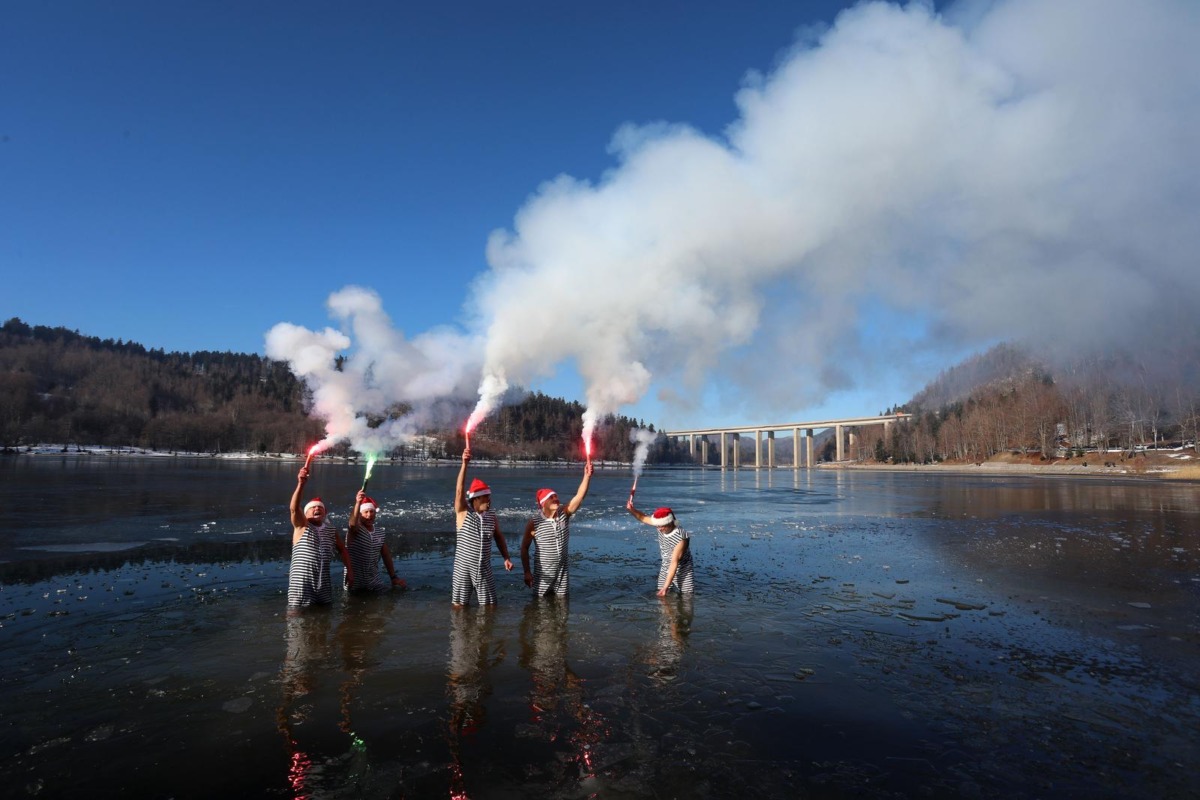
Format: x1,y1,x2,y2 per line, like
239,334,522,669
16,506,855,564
858,343,1200,465
6,317,1194,466
0,317,680,463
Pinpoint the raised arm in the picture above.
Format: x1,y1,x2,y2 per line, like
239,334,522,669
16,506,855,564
626,497,653,525
454,449,470,525
290,467,309,529
348,489,365,534
565,460,594,515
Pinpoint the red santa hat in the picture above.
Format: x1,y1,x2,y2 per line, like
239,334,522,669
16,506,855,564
535,488,558,507
466,479,491,500
304,497,326,514
359,496,377,513
650,507,676,527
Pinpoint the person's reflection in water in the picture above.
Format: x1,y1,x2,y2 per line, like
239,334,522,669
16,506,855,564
519,598,609,789
276,608,334,799
445,607,503,798
644,593,695,684
335,592,394,769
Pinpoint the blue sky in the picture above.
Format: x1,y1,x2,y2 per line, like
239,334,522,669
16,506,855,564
4,1,1197,436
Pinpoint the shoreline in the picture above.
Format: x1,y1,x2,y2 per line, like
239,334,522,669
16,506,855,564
7,443,1199,480
0,443,634,470
820,451,1200,481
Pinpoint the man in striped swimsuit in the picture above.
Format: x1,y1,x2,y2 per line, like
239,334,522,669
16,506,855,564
288,465,353,608
345,490,405,592
452,448,513,608
521,461,594,598
626,501,694,596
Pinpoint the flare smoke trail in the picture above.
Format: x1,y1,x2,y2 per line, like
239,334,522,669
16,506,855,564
274,0,1200,444
630,428,659,480
467,0,1200,427
265,286,480,454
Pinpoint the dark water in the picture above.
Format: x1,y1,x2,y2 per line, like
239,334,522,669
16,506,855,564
1,455,1198,798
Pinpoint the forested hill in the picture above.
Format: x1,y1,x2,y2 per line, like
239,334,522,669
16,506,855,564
0,317,321,453
0,317,678,463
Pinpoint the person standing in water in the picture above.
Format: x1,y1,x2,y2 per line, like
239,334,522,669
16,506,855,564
345,490,405,592
288,465,353,608
521,461,594,598
452,448,513,608
626,501,694,596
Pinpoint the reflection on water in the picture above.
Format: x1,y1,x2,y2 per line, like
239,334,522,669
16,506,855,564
639,594,694,684
277,609,335,799
2,462,1198,798
446,607,503,798
519,598,610,788
918,474,1200,518
336,594,393,736
520,598,572,728
277,598,393,800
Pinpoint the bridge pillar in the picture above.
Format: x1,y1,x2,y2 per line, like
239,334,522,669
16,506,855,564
792,428,801,468
701,436,709,466
754,430,762,469
688,434,696,459
732,433,741,469
806,428,814,466
767,430,776,468
720,431,728,470
848,428,858,461
835,424,844,462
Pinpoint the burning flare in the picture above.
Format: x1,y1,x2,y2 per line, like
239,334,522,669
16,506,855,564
303,443,323,471
361,454,377,491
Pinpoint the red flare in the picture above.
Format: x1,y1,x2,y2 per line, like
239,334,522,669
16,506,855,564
303,444,319,470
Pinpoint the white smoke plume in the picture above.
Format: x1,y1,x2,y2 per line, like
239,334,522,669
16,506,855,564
265,286,480,454
273,0,1200,444
630,428,660,481
468,0,1200,427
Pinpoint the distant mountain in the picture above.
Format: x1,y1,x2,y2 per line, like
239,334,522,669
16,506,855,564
908,343,1047,410
880,340,1199,464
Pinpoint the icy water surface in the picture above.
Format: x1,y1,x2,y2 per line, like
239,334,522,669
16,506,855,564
0,456,1197,798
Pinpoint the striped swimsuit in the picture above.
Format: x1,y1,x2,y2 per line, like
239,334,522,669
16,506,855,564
452,510,499,606
657,525,694,594
288,522,340,607
530,511,570,597
346,524,388,591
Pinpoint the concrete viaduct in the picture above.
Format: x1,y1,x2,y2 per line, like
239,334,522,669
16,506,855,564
663,413,912,469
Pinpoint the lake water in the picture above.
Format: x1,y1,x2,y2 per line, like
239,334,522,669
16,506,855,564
1,455,1197,798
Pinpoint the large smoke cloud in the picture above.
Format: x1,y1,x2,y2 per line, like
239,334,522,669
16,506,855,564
265,286,481,452
272,0,1200,452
